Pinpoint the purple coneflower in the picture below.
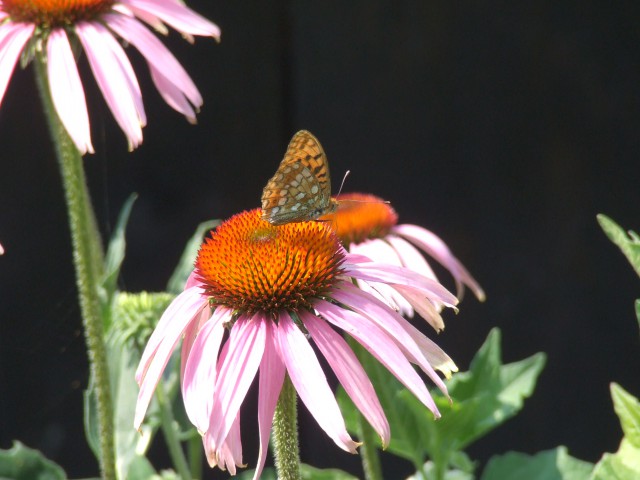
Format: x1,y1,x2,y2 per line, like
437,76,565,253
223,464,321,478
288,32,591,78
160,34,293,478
324,193,485,331
0,0,220,153
134,208,459,478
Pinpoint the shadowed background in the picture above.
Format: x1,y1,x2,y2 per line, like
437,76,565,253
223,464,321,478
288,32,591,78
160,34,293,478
1,1,639,478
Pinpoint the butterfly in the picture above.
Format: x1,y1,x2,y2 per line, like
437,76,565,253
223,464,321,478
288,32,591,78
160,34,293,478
261,130,339,225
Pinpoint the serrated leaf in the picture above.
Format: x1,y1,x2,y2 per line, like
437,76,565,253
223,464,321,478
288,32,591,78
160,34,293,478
597,214,640,279
481,447,593,480
339,328,545,470
166,220,220,294
611,383,640,447
0,441,67,480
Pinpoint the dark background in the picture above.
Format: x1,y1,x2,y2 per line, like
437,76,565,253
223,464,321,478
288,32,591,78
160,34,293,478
1,1,639,478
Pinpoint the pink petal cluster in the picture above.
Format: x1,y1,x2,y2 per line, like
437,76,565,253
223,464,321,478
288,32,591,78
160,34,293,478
349,224,485,330
0,0,220,153
135,253,459,479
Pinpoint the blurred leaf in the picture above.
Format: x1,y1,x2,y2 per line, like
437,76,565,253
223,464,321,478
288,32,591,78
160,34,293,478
339,328,546,470
123,455,157,480
597,214,640,279
611,383,640,447
407,461,474,480
481,447,592,480
237,464,357,480
590,384,640,479
636,300,640,334
300,464,359,479
166,219,219,294
100,194,137,330
0,441,67,480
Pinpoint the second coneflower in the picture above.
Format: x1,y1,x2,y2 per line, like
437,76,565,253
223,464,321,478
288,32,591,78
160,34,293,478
0,0,220,153
134,208,459,479
323,192,485,331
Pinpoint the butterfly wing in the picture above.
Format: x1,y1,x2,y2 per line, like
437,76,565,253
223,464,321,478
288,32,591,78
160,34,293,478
261,130,335,225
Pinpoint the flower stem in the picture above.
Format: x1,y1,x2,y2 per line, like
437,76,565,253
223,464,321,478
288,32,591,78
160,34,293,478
356,414,383,480
33,52,115,479
157,380,192,480
272,375,301,480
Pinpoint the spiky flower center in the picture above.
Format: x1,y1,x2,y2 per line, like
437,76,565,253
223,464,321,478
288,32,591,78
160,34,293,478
3,0,114,27
322,193,398,245
196,209,345,314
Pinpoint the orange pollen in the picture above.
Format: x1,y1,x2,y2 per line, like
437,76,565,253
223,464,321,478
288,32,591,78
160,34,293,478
322,192,398,245
3,0,114,26
195,209,345,314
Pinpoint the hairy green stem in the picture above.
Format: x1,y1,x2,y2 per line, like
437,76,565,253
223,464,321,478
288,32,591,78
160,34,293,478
272,375,301,480
33,52,115,479
357,412,383,480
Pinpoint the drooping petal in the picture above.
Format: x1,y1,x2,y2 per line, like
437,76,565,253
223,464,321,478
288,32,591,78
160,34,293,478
392,224,486,301
301,310,390,447
208,315,266,450
75,21,145,150
277,311,359,453
343,257,458,308
333,281,451,394
253,320,286,480
385,235,438,282
0,23,35,106
179,303,211,383
331,282,450,396
104,13,202,120
136,285,204,382
120,0,221,38
316,299,441,418
203,412,244,472
47,29,94,154
392,283,445,331
134,287,206,429
181,307,229,433
350,238,403,266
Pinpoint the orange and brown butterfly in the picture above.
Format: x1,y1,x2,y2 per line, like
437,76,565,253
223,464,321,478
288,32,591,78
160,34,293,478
261,130,339,225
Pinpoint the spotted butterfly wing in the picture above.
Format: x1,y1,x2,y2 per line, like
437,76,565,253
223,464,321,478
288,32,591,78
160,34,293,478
261,130,339,225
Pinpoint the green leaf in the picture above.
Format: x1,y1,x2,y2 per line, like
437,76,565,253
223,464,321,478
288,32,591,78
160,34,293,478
635,300,640,334
481,447,593,480
408,461,475,480
597,214,640,279
237,467,278,480
590,384,640,479
100,194,137,330
0,441,67,480
611,383,640,447
166,219,220,294
300,464,359,479
339,329,546,471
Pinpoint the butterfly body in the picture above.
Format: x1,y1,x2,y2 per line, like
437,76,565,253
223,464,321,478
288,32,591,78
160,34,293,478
261,130,338,225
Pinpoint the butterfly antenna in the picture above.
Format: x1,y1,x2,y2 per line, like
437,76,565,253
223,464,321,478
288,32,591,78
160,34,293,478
337,170,351,196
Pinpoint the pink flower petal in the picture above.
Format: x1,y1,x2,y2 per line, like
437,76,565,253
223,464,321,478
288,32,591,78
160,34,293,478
343,256,458,307
392,284,445,331
121,0,221,38
392,224,486,301
75,21,145,150
277,311,359,453
386,235,438,281
301,310,390,447
253,321,286,480
0,22,35,106
47,29,94,154
104,13,202,120
350,238,403,266
331,282,449,396
203,412,243,472
208,315,267,450
181,307,228,433
316,299,441,418
134,287,206,429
